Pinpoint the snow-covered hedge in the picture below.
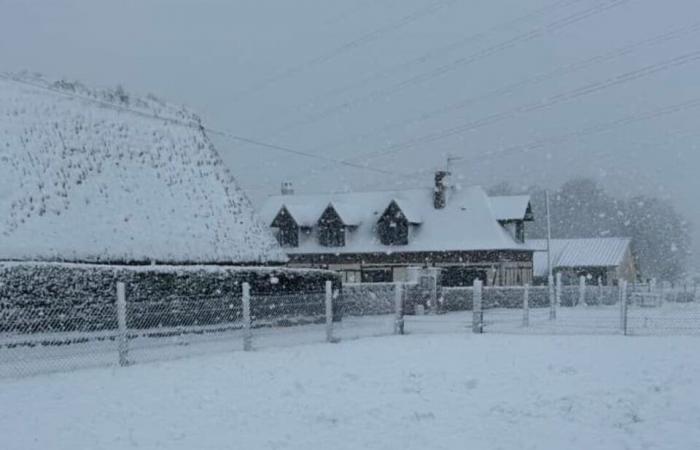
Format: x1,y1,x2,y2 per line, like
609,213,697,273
443,286,552,311
0,262,340,334
341,283,422,316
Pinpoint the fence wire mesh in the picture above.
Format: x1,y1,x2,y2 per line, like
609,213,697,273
1,279,698,379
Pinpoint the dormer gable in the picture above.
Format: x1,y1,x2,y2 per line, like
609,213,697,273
490,195,534,244
377,200,410,246
318,204,346,247
270,205,299,248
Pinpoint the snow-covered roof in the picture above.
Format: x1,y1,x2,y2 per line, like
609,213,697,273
0,74,287,264
393,198,423,224
329,201,363,226
489,195,533,222
260,186,528,254
528,238,632,277
281,204,320,228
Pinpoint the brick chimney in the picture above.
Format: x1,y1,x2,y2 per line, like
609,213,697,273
281,181,294,195
433,171,450,209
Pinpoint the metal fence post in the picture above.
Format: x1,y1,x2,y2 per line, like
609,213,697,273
522,283,529,327
116,282,129,367
325,281,335,342
472,279,483,334
579,275,586,307
548,275,556,320
620,280,628,335
242,282,252,351
394,282,404,335
555,272,562,308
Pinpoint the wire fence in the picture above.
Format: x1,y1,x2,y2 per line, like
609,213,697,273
1,278,698,379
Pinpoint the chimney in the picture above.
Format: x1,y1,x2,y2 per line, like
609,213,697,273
281,181,294,196
433,171,450,209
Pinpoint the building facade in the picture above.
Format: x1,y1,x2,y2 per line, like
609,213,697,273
260,172,535,286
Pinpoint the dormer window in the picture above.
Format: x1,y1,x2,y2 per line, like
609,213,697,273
490,195,534,244
378,207,408,246
270,206,299,248
318,205,345,247
377,200,420,246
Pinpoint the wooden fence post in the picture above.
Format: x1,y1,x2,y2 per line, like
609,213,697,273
394,282,404,335
522,283,529,327
116,282,129,367
242,282,252,351
548,275,556,320
472,279,483,334
579,276,586,307
325,281,335,343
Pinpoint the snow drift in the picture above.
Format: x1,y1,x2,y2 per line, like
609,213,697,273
0,74,286,264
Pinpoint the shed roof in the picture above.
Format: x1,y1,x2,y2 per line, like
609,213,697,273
528,238,632,277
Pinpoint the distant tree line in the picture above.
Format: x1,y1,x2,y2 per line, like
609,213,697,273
488,178,692,282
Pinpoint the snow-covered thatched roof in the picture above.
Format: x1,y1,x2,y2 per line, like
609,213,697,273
528,238,632,277
260,186,528,254
0,74,287,264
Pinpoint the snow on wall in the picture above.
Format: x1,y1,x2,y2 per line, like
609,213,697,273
0,74,287,264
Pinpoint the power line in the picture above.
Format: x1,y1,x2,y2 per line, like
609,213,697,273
369,96,700,186
230,0,456,101
262,0,628,138
0,73,400,177
249,0,582,128
205,129,398,175
339,49,700,165
275,19,700,178
311,20,700,155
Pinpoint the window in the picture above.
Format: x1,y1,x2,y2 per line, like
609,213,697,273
378,202,409,245
277,223,298,247
270,207,299,248
318,206,345,247
442,266,487,287
361,268,393,283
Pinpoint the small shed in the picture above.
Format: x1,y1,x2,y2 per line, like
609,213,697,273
528,238,637,285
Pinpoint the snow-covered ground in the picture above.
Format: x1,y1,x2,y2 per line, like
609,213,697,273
1,334,698,450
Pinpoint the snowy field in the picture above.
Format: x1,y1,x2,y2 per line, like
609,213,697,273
1,333,699,450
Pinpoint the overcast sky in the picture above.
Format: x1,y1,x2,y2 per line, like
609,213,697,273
1,0,699,270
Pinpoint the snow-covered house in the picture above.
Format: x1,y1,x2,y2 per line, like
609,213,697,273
0,74,287,265
260,172,535,286
528,238,637,285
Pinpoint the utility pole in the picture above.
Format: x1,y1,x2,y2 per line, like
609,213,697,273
545,190,553,281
